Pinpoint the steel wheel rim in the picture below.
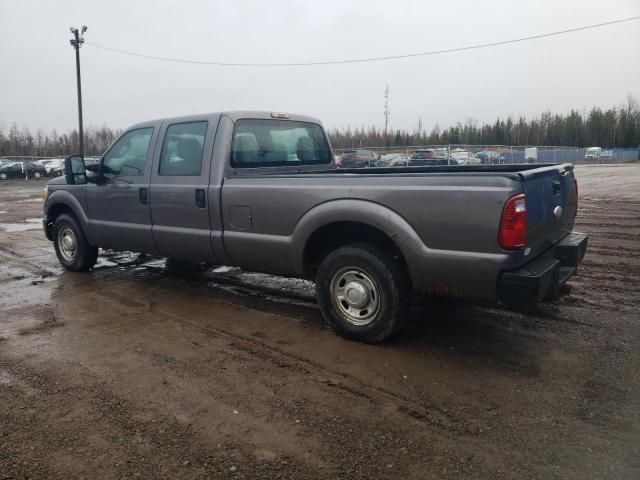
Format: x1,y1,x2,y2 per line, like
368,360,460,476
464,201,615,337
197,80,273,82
330,267,380,326
58,227,77,261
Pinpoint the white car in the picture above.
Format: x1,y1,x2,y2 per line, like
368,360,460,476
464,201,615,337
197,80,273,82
585,147,602,160
450,150,481,165
44,158,65,176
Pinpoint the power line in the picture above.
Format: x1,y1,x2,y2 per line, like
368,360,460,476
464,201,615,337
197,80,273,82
85,16,640,67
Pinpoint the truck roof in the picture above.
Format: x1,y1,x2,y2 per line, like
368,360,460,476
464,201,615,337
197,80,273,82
128,111,323,130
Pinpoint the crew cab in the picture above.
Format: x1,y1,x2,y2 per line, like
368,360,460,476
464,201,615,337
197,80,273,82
43,111,587,343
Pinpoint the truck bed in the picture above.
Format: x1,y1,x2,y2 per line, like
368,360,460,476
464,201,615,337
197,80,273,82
233,163,564,179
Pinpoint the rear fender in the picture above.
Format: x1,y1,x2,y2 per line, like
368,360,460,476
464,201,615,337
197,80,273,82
291,199,423,276
292,199,511,300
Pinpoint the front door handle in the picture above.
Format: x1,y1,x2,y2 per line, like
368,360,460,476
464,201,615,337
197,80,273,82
110,179,131,189
139,187,148,205
195,189,205,208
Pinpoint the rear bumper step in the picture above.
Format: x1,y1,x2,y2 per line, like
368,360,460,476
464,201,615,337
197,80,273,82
498,231,588,308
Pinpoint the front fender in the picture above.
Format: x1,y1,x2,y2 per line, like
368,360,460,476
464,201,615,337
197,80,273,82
44,190,93,242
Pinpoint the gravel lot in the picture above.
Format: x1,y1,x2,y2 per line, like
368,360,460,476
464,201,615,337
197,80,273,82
1,164,639,479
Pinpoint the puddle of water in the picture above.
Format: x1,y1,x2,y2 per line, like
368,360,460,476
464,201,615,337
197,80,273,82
212,266,241,274
0,218,42,232
95,259,118,268
13,188,44,195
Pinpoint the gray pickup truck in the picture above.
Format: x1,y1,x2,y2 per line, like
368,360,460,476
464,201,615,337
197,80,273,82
43,111,587,343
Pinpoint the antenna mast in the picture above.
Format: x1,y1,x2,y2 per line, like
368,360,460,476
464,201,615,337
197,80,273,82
384,84,390,134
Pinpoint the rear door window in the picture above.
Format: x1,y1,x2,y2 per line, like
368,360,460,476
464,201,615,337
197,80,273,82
159,121,208,176
231,119,331,168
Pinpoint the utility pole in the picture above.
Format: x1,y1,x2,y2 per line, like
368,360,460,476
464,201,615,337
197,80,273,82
69,26,87,157
384,84,390,134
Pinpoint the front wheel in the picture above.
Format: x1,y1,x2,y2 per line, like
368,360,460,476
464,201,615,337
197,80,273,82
0,173,7,180
316,243,411,343
53,214,99,271
33,171,41,179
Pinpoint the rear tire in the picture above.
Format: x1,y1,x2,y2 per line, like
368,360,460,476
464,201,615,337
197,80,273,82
53,214,99,271
316,243,411,343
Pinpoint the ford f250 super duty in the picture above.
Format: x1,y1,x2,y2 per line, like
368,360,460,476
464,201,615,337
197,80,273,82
42,111,587,343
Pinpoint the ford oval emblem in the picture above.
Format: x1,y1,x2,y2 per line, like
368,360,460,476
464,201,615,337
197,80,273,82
553,206,563,219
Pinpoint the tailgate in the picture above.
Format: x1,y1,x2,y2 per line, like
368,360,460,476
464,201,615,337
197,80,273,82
520,164,578,256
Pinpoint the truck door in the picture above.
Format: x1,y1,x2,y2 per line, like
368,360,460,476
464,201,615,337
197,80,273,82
86,125,158,254
149,119,218,262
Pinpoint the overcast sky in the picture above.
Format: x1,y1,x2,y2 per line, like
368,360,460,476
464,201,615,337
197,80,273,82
1,0,639,134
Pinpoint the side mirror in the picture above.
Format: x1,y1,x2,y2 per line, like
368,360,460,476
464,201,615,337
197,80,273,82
64,154,87,185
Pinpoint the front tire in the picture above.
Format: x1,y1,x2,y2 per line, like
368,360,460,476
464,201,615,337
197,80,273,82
53,214,99,271
316,243,411,343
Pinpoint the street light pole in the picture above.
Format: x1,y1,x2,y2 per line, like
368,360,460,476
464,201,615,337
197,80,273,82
69,26,87,157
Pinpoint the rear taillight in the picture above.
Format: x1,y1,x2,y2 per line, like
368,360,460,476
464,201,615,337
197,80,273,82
574,178,579,212
498,193,527,250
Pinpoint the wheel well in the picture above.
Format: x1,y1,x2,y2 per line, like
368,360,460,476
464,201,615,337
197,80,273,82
47,203,76,223
303,221,408,278
44,203,77,240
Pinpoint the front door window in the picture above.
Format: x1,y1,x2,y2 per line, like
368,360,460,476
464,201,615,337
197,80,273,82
102,128,154,178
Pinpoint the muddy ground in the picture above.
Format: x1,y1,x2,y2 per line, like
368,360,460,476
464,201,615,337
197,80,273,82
0,164,639,479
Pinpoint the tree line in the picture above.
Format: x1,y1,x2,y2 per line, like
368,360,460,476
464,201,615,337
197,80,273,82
330,97,640,149
1,98,639,158
0,125,121,158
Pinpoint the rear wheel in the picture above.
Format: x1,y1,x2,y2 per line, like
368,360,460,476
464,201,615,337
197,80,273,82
53,214,98,271
33,171,41,179
0,173,7,180
316,243,411,343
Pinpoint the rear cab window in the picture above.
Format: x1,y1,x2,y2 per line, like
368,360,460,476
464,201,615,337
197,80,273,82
231,119,331,168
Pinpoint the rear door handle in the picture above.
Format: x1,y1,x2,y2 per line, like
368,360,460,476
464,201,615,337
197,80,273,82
139,187,148,205
195,189,206,208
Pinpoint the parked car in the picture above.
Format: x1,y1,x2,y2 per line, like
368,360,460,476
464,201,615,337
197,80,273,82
339,149,379,168
409,149,447,166
434,147,449,160
43,111,587,343
30,159,65,176
475,151,504,164
44,158,65,177
450,149,481,165
585,147,602,160
0,161,47,180
377,153,410,167
84,156,101,167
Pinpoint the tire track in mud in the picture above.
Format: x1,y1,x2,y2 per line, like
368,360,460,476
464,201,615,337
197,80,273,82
83,281,497,439
99,292,479,437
